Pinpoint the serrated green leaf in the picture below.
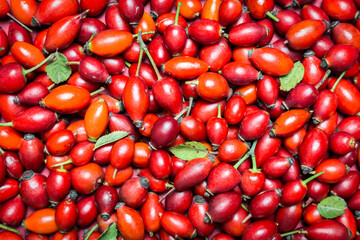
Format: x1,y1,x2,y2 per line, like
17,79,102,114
169,141,208,161
46,52,72,84
98,223,117,240
317,196,346,219
94,131,129,150
279,61,304,91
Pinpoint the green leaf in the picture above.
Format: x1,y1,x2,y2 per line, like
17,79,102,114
317,196,347,219
169,141,208,161
46,52,72,84
98,223,118,240
279,61,305,91
94,131,129,150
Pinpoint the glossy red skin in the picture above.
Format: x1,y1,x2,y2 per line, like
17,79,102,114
16,82,49,106
138,113,158,138
0,27,8,57
33,0,79,26
242,219,278,240
329,131,356,155
153,77,183,115
0,178,19,203
311,36,334,59
250,189,281,219
108,75,129,100
315,159,347,184
138,168,168,193
165,189,193,213
283,127,307,155
222,62,260,86
76,195,98,228
280,179,307,206
332,171,360,199
206,115,228,146
122,76,149,125
274,10,301,36
240,170,265,197
220,207,249,237
337,208,357,240
228,6,251,30
0,93,27,122
150,0,175,17
119,38,141,63
105,2,130,31
33,29,48,52
257,75,279,107
224,94,246,125
311,111,338,137
46,169,71,205
246,0,274,19
46,129,75,156
109,114,140,142
180,116,207,142
118,0,144,23
78,56,110,83
257,19,274,47
174,158,213,191
337,116,360,140
3,152,23,180
148,36,171,67
286,20,327,50
329,77,360,116
69,141,94,166
207,162,241,194
284,82,319,109
219,139,248,163
271,109,311,137
302,54,327,88
150,116,180,149
206,191,242,223
349,190,360,211
323,44,359,71
140,192,164,234
255,129,282,167
275,203,302,233
219,0,242,27
250,47,294,76
60,44,85,72
129,63,157,88
110,138,134,170
0,194,24,226
170,156,187,179
52,228,78,240
119,177,149,208
71,163,104,195
303,204,324,225
67,73,99,92
238,110,270,140
20,171,49,209
163,56,209,80
180,38,199,57
164,24,187,55
187,196,215,237
148,150,172,179
156,13,188,35
160,211,196,238
262,156,292,178
55,198,78,232
262,178,283,191
307,219,350,240
334,147,358,168
272,39,304,62
18,135,44,174
0,231,23,240
302,4,329,21
212,233,236,240
8,22,32,46
299,128,329,173
200,37,231,72
0,63,27,93
80,0,107,17
229,22,267,47
322,0,357,21
332,23,360,51
188,19,221,45
77,18,106,45
95,185,119,220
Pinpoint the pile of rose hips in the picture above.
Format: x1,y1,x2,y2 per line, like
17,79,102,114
1,0,360,239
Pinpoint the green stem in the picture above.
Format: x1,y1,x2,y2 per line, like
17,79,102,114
132,31,156,38
112,168,118,179
251,154,257,172
0,223,20,234
0,47,4,51
266,11,279,22
280,230,302,237
125,61,131,68
174,107,188,121
302,172,324,185
7,13,33,32
217,104,222,118
233,154,249,169
51,159,73,168
330,70,347,92
23,53,55,75
67,61,80,65
186,97,193,116
241,203,248,212
315,69,331,89
174,1,182,26
83,224,99,240
0,147,4,155
185,80,199,85
137,32,162,80
136,35,144,77
90,87,105,96
0,122,13,127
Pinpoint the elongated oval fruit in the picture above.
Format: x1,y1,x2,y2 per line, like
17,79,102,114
249,47,294,76
24,208,58,234
162,56,209,80
270,109,312,137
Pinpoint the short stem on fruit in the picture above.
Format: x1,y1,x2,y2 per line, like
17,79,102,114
266,11,279,22
90,87,105,96
280,230,301,237
112,168,118,179
165,182,174,188
241,203,248,212
67,61,80,65
186,97,193,116
330,70,347,92
0,122,13,127
216,104,222,118
233,154,249,169
251,155,258,172
159,187,176,202
0,47,4,51
47,83,56,90
315,69,331,89
7,13,33,32
51,159,73,168
185,80,198,85
0,223,20,234
137,31,162,81
136,42,144,77
80,9,90,18
242,213,252,224
222,33,229,39
23,52,56,75
302,171,324,185
132,31,156,38
0,147,4,155
174,1,182,26
125,61,131,68
174,107,188,121
83,224,99,240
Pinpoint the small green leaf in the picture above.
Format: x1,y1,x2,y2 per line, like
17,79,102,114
279,61,305,91
169,141,208,161
317,196,347,219
94,131,129,150
98,223,118,240
46,52,72,84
